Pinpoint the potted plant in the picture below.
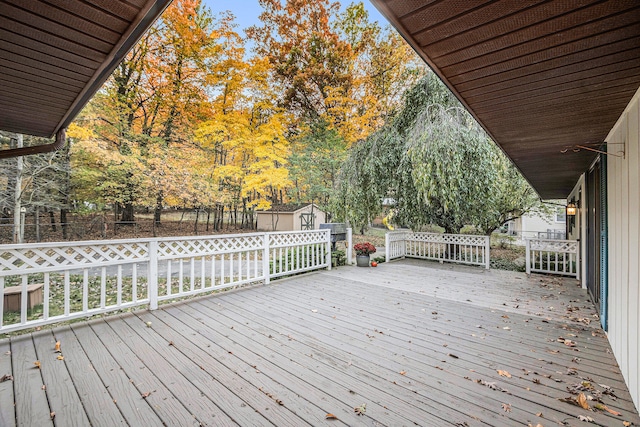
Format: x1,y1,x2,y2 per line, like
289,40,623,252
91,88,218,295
354,242,376,267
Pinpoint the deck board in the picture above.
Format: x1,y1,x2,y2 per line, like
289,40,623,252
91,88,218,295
10,334,52,426
51,326,127,426
31,330,90,426
69,321,164,426
1,259,639,426
0,339,15,427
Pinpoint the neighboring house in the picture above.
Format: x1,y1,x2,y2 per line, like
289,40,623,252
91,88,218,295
372,0,640,410
506,208,566,243
256,204,326,232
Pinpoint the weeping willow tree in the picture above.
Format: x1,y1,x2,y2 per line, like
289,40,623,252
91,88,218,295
333,73,543,235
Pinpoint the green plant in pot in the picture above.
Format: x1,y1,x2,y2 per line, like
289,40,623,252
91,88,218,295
354,242,376,267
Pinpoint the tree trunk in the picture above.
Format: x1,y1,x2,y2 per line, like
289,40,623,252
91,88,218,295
12,134,23,243
206,209,211,231
154,191,163,226
35,206,40,242
48,209,57,232
60,208,69,240
120,202,134,223
194,209,199,234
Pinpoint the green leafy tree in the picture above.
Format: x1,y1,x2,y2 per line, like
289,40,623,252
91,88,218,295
335,73,543,235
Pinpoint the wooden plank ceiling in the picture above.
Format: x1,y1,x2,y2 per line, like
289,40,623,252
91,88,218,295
0,0,172,139
370,0,640,198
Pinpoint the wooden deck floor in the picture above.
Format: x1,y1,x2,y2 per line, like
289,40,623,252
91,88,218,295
1,259,639,426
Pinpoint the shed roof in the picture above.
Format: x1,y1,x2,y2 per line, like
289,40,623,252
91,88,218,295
370,0,640,198
0,0,172,140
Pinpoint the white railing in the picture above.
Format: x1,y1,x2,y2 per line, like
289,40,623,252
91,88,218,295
525,238,579,278
385,231,408,262
0,230,330,333
386,231,490,269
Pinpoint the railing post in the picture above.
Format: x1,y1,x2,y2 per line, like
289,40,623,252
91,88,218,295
263,233,270,284
575,241,581,281
347,227,353,265
525,239,531,275
385,232,390,263
148,240,158,310
326,230,332,271
485,236,490,270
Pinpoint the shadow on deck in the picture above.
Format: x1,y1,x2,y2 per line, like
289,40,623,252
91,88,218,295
1,259,638,426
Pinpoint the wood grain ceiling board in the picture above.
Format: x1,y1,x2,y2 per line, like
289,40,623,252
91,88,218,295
371,0,640,198
0,0,172,139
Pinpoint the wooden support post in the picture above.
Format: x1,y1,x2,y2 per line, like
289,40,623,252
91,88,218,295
148,240,158,310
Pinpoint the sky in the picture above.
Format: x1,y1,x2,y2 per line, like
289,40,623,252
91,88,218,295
201,0,388,33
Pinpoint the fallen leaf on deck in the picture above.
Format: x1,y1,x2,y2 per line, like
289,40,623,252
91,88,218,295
311,309,318,313
399,370,407,375
33,361,41,369
4,351,10,356
578,415,594,422
325,413,338,420
141,392,151,398
536,412,543,417
54,341,61,353
528,424,543,427
502,403,512,412
146,321,152,328
503,327,511,330
594,404,621,416
50,412,55,420
56,355,64,361
42,385,46,390
0,374,13,382
623,421,631,426
354,403,366,416
475,379,508,393
577,392,590,410
168,341,174,346
497,370,511,378
276,399,284,405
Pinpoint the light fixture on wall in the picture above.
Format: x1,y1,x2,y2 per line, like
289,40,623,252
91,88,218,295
566,201,577,216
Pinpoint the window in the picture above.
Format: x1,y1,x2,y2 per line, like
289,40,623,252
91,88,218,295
555,208,566,223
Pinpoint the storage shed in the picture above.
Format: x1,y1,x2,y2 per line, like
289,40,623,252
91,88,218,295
256,204,326,232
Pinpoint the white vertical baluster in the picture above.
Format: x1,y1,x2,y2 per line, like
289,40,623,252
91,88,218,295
20,276,28,324
132,263,138,303
43,273,49,320
83,268,89,313
117,265,122,306
64,271,70,316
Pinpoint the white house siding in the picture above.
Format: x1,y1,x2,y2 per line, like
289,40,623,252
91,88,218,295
605,87,640,411
510,213,565,241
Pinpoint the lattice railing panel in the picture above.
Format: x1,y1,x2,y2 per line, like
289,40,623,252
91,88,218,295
157,235,264,259
528,239,578,253
269,230,329,248
407,232,487,246
0,242,149,275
